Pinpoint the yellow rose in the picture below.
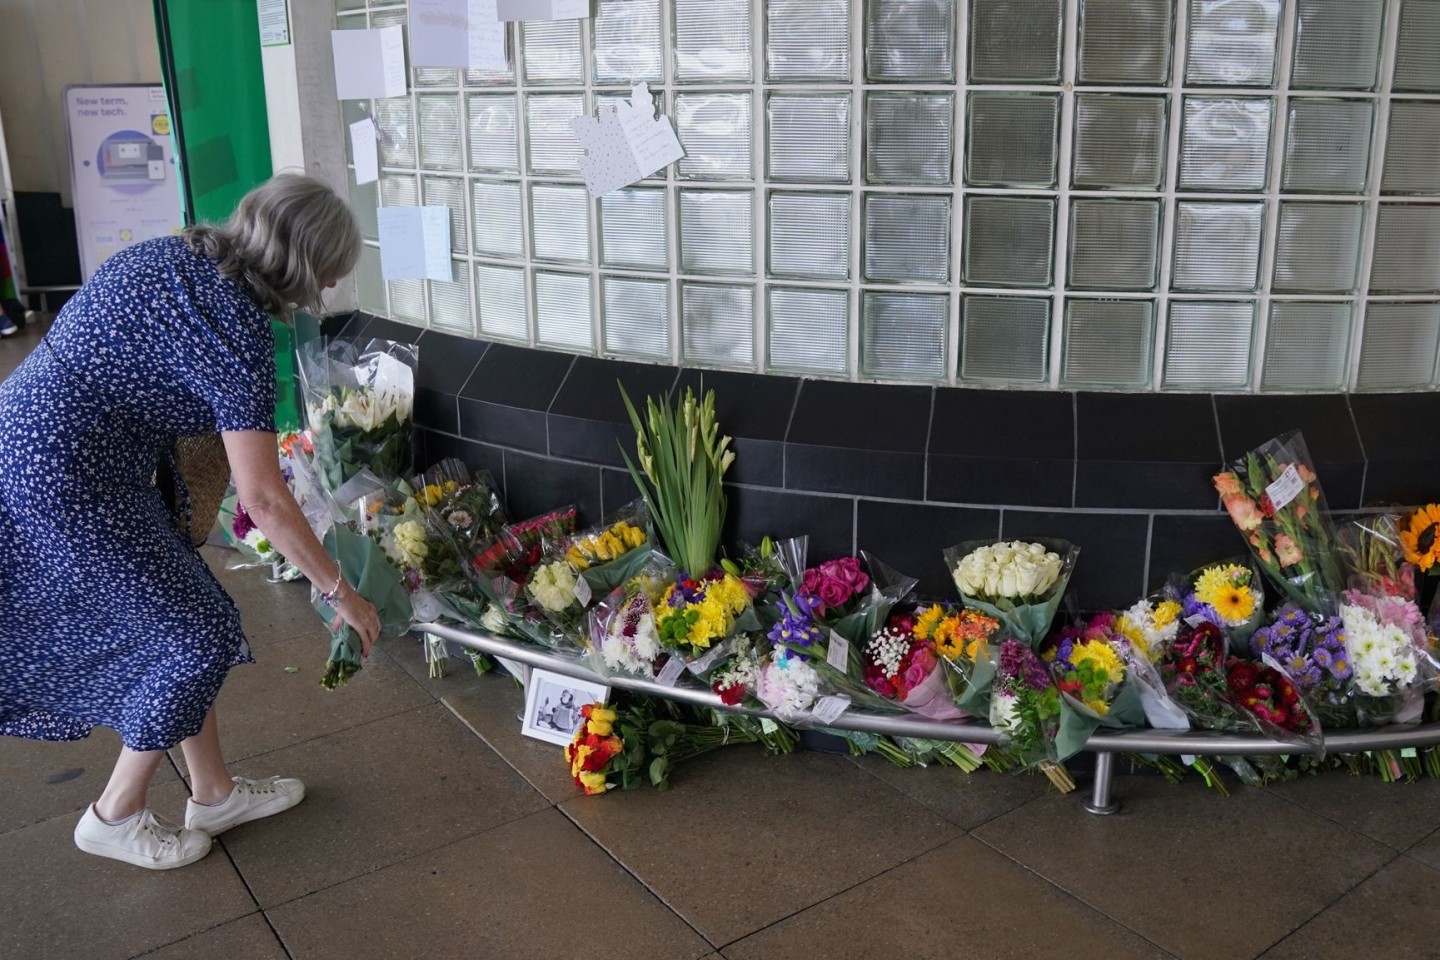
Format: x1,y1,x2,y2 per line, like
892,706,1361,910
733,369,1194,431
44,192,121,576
588,717,613,737
590,706,617,723
578,771,608,794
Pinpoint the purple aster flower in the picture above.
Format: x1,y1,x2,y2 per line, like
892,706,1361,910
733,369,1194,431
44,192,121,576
1182,594,1223,628
1313,645,1333,669
1330,652,1353,681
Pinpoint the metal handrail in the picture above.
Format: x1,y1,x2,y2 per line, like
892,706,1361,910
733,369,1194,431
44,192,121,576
417,621,1440,757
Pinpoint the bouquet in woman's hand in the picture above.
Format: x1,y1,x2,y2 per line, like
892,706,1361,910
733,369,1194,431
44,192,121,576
310,524,414,689
299,338,418,493
988,639,1072,792
945,539,1077,647
1213,430,1344,615
1040,615,1146,760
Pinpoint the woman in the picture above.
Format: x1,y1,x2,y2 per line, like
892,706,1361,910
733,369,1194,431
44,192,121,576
0,173,381,869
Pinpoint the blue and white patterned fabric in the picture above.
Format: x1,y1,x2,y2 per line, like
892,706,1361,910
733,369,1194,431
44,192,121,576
0,237,275,751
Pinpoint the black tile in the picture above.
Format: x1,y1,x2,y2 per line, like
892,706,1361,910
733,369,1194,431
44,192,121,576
548,358,680,467
931,389,1073,456
855,499,1001,598
785,444,926,501
1351,394,1440,507
999,509,1150,612
414,387,459,435
1350,393,1440,459
458,397,548,455
787,380,932,452
1075,393,1223,510
416,330,490,394
723,485,855,563
550,357,680,422
1146,513,1250,594
421,432,506,500
928,389,1074,507
600,468,642,518
1213,394,1364,509
729,436,783,488
1362,460,1440,508
354,315,423,347
502,450,603,527
928,454,1073,508
673,369,800,442
461,343,574,411
322,310,359,338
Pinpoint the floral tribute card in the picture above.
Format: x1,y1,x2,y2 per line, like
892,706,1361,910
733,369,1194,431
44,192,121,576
570,82,685,198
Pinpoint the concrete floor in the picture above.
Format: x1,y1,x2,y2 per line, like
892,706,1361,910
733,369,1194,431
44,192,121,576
6,325,1440,959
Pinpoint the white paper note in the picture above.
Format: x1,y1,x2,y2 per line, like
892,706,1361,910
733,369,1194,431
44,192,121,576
572,574,593,607
656,657,685,687
258,0,290,46
496,0,590,21
349,119,378,184
570,82,685,197
331,26,408,100
810,695,850,726
825,630,849,674
409,0,508,70
377,206,452,281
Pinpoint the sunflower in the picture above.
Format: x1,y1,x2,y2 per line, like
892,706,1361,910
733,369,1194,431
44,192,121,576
1401,504,1440,572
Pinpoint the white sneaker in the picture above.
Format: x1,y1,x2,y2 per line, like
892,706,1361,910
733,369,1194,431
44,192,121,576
74,805,212,870
184,776,305,836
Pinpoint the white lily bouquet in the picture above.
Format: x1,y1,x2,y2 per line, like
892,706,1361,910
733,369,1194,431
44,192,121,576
298,337,418,495
943,539,1078,647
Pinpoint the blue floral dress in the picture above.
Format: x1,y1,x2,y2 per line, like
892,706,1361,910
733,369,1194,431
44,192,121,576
0,236,275,751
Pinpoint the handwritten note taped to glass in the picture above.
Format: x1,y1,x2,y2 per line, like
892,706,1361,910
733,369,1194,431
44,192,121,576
377,206,452,281
496,0,590,20
409,0,508,71
570,82,685,197
331,26,407,100
349,119,378,185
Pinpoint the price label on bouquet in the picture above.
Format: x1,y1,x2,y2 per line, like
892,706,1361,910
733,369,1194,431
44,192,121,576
655,657,685,686
1265,465,1305,512
687,640,728,675
572,575,593,607
826,631,850,674
810,695,850,726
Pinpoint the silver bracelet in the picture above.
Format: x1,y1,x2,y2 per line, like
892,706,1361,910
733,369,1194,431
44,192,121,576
321,569,345,606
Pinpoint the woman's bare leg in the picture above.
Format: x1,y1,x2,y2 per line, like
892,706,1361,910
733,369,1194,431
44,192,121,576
94,748,166,821
178,705,234,805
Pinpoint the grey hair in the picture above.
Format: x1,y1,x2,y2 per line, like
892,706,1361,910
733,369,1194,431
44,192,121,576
183,173,361,315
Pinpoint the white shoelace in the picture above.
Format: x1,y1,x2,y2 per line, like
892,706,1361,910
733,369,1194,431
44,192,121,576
137,810,182,845
235,777,281,797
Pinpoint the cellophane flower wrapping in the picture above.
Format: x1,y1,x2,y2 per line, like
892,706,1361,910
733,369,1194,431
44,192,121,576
1337,514,1439,725
721,536,808,607
463,506,582,655
299,338,417,495
944,539,1079,648
586,563,674,679
308,523,414,689
1166,559,1266,651
767,553,917,713
866,603,1000,724
1213,430,1345,616
987,638,1073,790
1040,615,1148,760
562,500,655,599
409,459,508,627
1111,596,1191,732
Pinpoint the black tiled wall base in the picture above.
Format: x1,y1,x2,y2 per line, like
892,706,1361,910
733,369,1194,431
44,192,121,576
339,313,1438,611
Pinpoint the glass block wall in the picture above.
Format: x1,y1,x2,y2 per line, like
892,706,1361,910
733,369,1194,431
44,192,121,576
338,0,1440,392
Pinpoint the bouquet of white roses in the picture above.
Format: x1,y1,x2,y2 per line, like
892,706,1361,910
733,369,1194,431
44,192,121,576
943,539,1078,647
299,337,418,494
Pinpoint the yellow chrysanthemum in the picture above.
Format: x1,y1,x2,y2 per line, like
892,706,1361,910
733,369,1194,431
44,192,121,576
1115,615,1148,657
1072,638,1125,684
913,604,946,641
1153,600,1181,629
1084,698,1110,717
1194,564,1250,606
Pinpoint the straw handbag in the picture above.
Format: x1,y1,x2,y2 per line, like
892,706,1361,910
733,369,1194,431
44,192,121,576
172,433,233,547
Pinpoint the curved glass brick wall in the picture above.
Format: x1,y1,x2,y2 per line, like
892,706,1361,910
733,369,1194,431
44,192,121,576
340,0,1440,392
